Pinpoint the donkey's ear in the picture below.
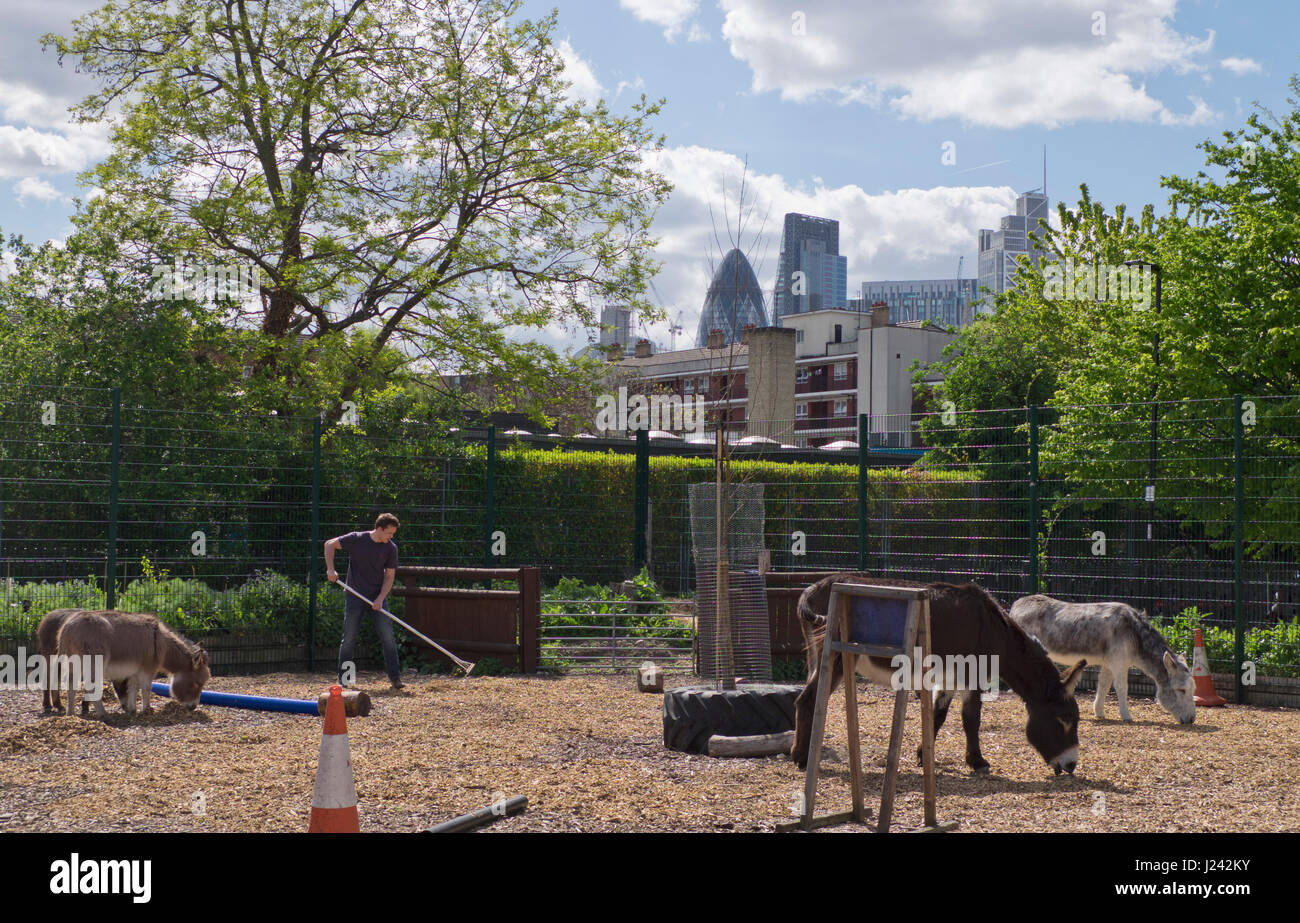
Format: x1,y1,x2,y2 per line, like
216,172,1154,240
1163,650,1177,672
1061,659,1087,695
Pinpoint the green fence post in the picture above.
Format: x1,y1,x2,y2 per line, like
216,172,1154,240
106,387,121,610
634,428,649,570
857,413,868,572
483,425,496,570
1028,405,1040,595
308,415,322,671
1233,395,1245,703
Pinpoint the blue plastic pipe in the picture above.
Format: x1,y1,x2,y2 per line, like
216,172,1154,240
151,681,320,715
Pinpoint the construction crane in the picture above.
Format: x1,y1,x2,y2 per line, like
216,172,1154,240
668,310,684,352
956,255,966,326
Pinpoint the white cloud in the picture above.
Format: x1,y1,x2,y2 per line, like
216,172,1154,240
627,145,1016,348
1220,56,1262,76
0,80,113,179
615,76,645,100
13,177,63,204
503,145,1016,354
556,39,604,105
718,0,1218,129
619,0,707,43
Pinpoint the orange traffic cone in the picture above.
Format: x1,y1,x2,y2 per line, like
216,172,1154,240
308,685,360,832
1190,628,1226,707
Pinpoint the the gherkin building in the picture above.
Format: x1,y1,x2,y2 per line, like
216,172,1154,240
696,248,769,347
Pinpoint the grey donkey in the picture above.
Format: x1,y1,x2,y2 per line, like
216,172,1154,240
1009,595,1196,724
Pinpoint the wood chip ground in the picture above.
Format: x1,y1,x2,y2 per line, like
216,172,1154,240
1,673,1296,832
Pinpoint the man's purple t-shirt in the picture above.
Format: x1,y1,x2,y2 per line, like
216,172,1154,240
337,531,398,597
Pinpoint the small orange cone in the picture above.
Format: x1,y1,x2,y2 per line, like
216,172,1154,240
308,685,360,832
1190,628,1226,707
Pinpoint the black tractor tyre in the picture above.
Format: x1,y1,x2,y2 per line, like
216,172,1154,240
663,684,801,754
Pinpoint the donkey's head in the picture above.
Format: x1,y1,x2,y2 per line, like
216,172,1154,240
171,644,211,710
1024,659,1086,775
1157,651,1196,724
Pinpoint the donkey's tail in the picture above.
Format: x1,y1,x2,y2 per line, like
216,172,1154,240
797,587,827,626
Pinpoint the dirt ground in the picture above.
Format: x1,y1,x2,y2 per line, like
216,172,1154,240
1,672,1297,833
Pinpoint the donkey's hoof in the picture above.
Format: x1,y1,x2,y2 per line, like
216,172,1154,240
968,760,991,774
142,706,154,715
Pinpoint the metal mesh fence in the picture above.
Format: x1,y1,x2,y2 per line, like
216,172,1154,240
1,383,1297,690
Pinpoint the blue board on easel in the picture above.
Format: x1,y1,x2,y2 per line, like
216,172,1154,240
847,595,910,648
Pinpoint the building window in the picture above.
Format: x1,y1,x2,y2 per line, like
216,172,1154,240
796,329,804,342
833,324,842,343
834,399,848,416
684,378,694,394
796,369,809,383
834,362,847,380
795,403,807,418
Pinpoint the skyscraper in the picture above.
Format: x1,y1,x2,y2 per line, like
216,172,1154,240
772,213,847,321
977,191,1050,307
696,248,769,347
855,279,978,327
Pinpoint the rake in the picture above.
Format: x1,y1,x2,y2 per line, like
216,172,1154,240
336,581,476,676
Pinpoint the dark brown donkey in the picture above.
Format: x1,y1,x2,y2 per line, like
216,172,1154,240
791,574,1087,775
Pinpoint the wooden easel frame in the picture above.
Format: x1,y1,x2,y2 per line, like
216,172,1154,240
797,583,957,833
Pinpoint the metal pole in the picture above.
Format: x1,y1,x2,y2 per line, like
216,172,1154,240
857,412,868,572
1149,267,1161,619
634,427,649,569
1028,405,1039,595
483,425,496,571
1233,395,1245,703
308,415,322,671
106,387,121,610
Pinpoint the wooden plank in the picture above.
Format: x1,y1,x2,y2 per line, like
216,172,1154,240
392,587,521,601
395,566,522,581
518,566,540,674
775,809,874,833
918,598,938,829
707,731,794,758
843,654,864,822
876,596,920,834
801,590,840,830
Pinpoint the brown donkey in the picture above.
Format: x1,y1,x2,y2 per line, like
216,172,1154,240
56,610,211,719
36,609,128,714
791,574,1087,775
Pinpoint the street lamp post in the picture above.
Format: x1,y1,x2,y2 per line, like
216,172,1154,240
1123,259,1162,615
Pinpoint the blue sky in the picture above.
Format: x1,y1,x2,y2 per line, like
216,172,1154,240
1,0,1294,352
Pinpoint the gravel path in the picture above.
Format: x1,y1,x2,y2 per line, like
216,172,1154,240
1,672,1296,832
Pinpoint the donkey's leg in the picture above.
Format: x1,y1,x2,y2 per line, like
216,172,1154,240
917,688,955,765
121,677,138,715
1113,665,1133,722
791,650,843,770
50,656,64,715
959,691,991,773
140,675,153,714
1093,666,1113,719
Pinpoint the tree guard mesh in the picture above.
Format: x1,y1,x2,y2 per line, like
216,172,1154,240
689,482,771,681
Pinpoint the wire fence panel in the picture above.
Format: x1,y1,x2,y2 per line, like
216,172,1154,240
1,383,1297,690
0,383,113,613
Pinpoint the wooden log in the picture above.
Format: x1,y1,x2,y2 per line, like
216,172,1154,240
317,689,371,717
707,730,795,758
637,662,664,693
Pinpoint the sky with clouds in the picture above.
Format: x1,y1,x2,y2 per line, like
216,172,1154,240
0,0,1293,355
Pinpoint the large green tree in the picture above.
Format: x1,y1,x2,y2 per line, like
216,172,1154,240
42,0,669,418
